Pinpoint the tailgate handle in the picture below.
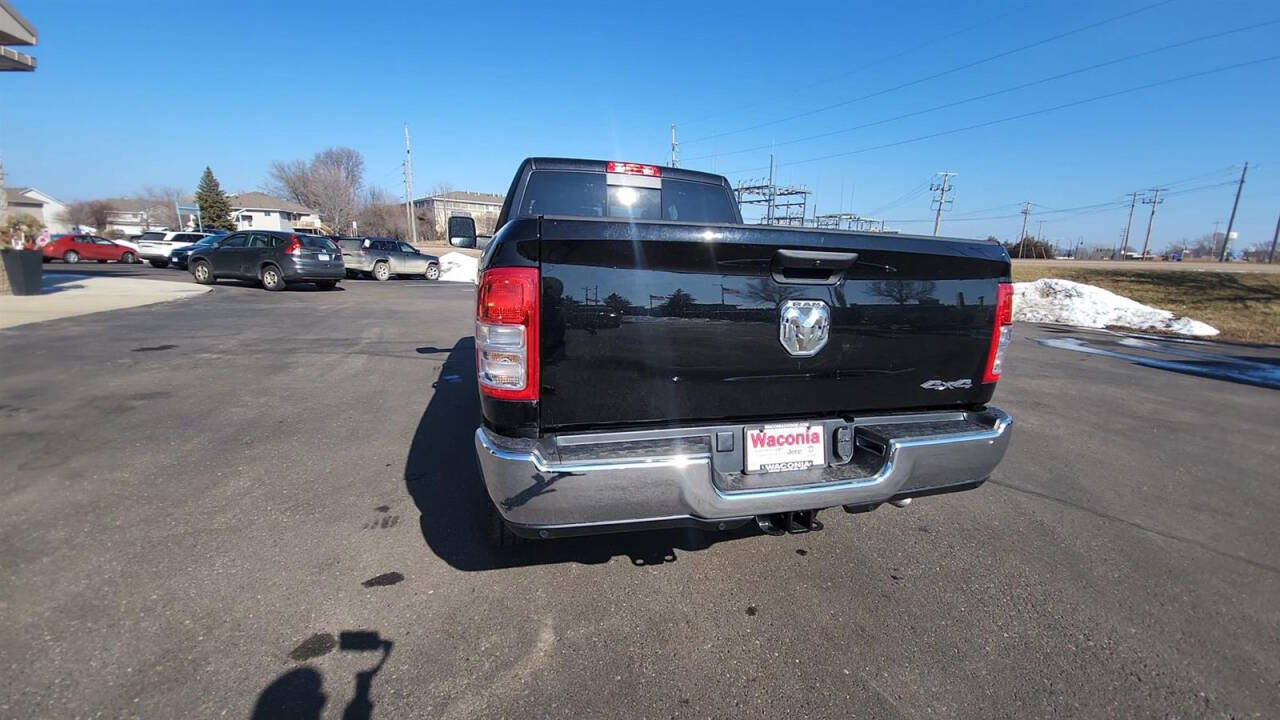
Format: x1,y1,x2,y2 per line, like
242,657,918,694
770,249,858,285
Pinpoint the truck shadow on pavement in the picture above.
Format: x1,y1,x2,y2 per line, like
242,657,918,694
404,337,758,571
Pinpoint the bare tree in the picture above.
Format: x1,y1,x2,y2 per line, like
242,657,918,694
868,279,937,305
60,201,112,231
354,187,409,239
1242,242,1272,263
265,159,310,206
140,186,182,229
743,277,804,306
265,147,366,234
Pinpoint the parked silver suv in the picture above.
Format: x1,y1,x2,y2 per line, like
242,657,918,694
337,237,439,281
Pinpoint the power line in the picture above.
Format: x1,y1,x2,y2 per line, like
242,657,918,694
1155,164,1242,190
950,201,1027,217
685,19,1278,163
868,180,931,216
721,55,1280,176
684,0,1175,145
678,3,1037,127
886,179,1236,225
1161,179,1238,198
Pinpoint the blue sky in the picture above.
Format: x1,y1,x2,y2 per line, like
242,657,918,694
3,0,1277,251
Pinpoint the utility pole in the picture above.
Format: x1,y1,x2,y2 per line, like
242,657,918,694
1218,162,1248,262
670,123,679,168
402,124,419,245
930,171,956,236
1140,188,1166,260
1268,211,1279,264
1016,201,1031,258
1116,192,1140,260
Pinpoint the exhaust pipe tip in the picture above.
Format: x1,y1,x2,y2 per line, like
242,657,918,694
889,498,912,508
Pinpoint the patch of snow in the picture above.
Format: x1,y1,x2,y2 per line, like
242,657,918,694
1012,278,1218,337
437,251,478,283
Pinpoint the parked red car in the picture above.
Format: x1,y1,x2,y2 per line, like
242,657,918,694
42,234,138,264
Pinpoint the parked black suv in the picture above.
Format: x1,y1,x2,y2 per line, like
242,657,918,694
187,231,344,291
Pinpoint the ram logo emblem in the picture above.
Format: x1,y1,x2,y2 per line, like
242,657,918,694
779,300,830,357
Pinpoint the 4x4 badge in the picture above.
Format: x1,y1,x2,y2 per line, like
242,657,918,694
920,379,973,390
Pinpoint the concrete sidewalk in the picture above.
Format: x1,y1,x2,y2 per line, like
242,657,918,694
0,273,210,329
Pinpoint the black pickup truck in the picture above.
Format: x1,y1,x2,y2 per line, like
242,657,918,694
450,157,1013,544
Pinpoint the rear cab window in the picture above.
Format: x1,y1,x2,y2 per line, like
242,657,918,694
519,170,738,224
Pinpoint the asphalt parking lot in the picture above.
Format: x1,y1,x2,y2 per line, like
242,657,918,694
2,269,1278,718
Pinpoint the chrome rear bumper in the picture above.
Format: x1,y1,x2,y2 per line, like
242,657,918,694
476,407,1011,538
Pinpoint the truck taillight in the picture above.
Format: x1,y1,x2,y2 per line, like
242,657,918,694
476,267,539,401
982,282,1014,384
606,161,661,177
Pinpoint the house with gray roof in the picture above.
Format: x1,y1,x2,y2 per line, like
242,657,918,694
229,192,323,233
4,187,68,233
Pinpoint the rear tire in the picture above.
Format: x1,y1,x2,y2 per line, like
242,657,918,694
63,250,80,264
315,280,337,290
149,259,169,268
372,261,390,282
121,252,136,264
425,263,440,281
261,264,285,291
191,260,215,285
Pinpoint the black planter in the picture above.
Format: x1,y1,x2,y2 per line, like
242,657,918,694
1,249,44,296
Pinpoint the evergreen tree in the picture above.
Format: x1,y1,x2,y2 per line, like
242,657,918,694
195,167,235,231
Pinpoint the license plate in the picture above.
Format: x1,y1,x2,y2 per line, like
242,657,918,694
744,423,826,473
317,253,330,261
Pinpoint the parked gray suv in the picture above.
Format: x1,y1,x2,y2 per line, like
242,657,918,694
187,231,344,291
338,237,439,281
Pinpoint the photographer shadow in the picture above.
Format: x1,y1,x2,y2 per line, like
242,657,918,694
251,631,392,720
403,337,757,571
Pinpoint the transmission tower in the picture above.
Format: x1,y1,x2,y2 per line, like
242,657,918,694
814,212,885,232
734,178,811,226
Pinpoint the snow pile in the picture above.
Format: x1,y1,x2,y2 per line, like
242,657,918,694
437,251,478,283
1012,278,1218,337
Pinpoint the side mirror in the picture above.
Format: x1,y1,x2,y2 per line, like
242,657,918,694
448,216,477,249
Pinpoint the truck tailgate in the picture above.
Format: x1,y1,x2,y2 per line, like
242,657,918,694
537,217,1009,430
